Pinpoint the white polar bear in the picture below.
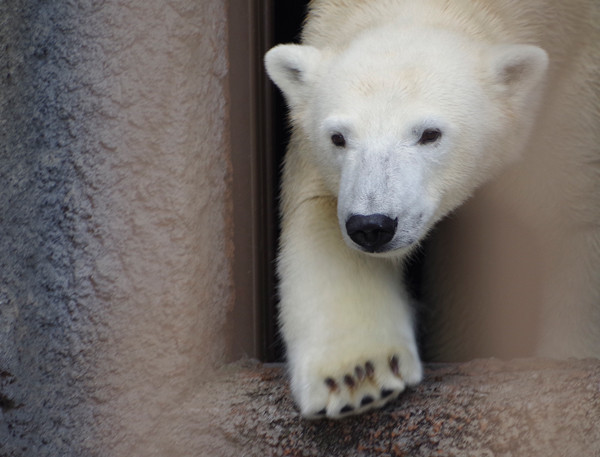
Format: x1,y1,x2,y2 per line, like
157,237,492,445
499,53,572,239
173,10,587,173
265,0,599,419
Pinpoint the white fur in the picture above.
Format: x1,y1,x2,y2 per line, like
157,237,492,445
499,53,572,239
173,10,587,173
265,0,599,418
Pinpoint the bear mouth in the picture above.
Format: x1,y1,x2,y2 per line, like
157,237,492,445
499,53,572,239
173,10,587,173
355,236,419,255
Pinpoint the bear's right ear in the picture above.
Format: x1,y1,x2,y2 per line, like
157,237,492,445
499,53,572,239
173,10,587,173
264,44,322,109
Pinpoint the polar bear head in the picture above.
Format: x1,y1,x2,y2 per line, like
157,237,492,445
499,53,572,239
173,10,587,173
265,26,548,256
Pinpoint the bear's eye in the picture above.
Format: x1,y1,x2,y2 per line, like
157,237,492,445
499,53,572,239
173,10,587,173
331,133,346,148
418,128,442,145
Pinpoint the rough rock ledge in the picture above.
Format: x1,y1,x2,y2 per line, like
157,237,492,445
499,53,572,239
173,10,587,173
198,358,600,457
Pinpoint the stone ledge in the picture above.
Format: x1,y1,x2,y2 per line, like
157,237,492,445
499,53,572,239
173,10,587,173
199,358,600,456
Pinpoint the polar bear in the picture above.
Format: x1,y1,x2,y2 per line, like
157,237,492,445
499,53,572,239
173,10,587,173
265,0,599,418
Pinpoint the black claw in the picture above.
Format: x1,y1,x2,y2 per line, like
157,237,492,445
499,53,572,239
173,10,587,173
316,408,327,416
365,361,375,379
325,377,338,392
381,388,394,398
343,374,356,388
390,355,400,377
340,404,354,414
355,365,365,381
360,395,374,406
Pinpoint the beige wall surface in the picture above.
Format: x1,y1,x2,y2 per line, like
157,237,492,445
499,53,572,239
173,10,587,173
0,1,236,455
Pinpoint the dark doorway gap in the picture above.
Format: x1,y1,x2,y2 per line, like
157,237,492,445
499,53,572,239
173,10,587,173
263,1,310,363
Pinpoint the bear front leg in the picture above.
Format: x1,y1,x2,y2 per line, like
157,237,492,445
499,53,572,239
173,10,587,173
278,197,423,419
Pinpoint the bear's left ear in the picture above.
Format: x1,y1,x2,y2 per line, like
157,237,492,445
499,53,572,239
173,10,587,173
488,44,549,102
264,44,322,109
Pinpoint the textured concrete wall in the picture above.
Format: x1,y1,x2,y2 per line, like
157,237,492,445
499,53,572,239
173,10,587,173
0,1,233,456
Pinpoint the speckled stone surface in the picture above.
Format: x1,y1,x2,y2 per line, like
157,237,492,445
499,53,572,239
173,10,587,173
0,1,232,456
199,358,600,457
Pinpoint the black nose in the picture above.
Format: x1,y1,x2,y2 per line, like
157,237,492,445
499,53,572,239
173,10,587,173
345,214,397,252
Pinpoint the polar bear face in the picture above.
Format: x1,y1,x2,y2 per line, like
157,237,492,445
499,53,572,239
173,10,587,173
266,26,548,256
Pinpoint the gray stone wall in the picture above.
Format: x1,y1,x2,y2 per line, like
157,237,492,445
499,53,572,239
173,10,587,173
0,1,233,455
1,2,104,455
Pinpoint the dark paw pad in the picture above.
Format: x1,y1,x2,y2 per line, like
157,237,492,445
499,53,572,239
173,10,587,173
340,404,354,414
360,395,375,406
381,388,394,398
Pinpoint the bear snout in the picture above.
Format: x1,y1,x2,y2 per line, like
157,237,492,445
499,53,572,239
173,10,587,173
345,214,398,252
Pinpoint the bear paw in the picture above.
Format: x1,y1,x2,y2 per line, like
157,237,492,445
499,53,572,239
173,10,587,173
292,347,422,419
